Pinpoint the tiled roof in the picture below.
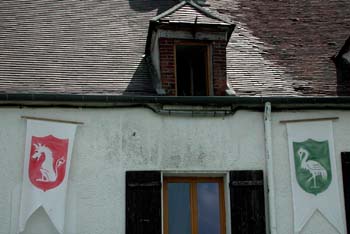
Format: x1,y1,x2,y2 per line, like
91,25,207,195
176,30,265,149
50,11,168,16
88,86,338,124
0,0,176,95
0,0,349,96
213,0,350,96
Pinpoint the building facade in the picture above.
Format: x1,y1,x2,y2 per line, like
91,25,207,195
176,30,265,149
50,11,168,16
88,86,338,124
1,0,350,234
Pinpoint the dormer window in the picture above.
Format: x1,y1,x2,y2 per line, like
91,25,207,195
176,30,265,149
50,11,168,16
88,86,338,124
145,0,235,96
176,43,210,96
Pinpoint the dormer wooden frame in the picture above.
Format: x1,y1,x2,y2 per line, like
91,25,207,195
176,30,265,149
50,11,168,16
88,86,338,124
174,40,212,96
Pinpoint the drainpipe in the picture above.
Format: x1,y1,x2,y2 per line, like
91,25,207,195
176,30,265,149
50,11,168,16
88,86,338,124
264,102,277,234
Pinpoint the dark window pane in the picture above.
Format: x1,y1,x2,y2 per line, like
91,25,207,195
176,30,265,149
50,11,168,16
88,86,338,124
168,183,191,234
176,45,208,96
197,183,221,234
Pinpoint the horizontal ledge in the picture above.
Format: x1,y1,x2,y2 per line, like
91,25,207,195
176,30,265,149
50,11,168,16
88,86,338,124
279,117,339,124
21,116,84,125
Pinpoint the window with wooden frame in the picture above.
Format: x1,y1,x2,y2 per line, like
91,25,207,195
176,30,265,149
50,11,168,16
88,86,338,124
175,42,211,96
125,170,266,234
163,177,225,234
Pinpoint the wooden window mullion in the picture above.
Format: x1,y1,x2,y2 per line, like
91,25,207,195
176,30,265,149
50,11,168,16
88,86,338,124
191,181,198,234
219,180,226,234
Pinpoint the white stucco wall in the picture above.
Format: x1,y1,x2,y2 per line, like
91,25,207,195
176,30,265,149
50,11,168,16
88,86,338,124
2,107,349,234
0,107,265,234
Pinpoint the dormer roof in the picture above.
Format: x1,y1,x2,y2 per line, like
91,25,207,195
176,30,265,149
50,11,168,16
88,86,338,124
151,0,231,26
145,1,235,55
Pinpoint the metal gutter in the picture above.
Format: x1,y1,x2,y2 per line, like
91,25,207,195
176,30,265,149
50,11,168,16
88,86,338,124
1,94,350,108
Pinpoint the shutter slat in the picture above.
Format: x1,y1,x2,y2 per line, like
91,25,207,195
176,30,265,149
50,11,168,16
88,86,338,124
230,170,266,234
126,171,161,234
127,182,161,187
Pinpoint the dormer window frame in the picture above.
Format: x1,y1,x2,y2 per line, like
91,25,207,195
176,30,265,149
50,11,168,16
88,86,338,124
145,0,235,96
174,40,213,96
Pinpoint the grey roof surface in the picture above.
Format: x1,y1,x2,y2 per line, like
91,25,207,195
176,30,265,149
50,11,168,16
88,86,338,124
0,0,350,96
0,0,175,95
215,0,350,96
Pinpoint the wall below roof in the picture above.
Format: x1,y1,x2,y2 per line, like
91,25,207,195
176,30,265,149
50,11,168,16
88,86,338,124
0,107,265,234
0,107,348,233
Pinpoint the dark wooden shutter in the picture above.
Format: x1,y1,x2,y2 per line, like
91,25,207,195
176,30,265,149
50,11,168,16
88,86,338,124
342,152,350,234
126,171,161,234
230,170,266,234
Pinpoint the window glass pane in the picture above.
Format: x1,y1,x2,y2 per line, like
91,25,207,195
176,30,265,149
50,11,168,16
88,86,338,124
197,182,221,234
176,45,208,96
168,183,191,234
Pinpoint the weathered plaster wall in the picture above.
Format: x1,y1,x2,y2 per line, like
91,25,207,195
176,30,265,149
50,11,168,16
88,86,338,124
271,110,350,234
0,107,265,234
3,107,348,234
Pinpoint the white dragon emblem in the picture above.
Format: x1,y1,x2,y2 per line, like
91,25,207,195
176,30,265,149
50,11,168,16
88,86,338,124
32,143,65,182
